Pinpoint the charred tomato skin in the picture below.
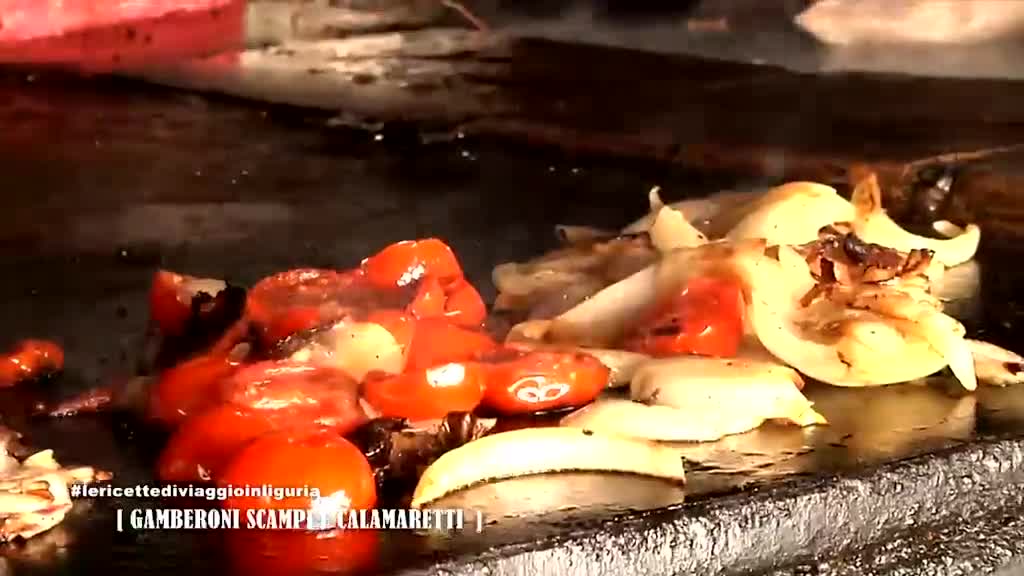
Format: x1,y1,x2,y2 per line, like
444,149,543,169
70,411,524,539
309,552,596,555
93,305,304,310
623,276,744,358
0,339,64,387
479,349,610,415
404,318,499,371
148,353,240,426
156,405,275,484
218,431,376,522
220,361,367,435
362,362,486,421
361,238,463,289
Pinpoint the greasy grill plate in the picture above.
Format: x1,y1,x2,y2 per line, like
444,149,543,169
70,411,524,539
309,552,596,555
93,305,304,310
1,72,1023,576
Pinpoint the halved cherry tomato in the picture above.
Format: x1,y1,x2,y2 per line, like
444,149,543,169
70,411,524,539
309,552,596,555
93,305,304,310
224,528,378,576
219,431,376,520
221,361,367,434
361,238,463,289
405,318,499,371
365,309,416,352
443,277,487,327
149,270,227,337
479,349,610,415
149,353,240,426
407,275,446,319
157,405,275,484
622,276,744,358
0,339,64,387
362,362,486,421
246,268,410,346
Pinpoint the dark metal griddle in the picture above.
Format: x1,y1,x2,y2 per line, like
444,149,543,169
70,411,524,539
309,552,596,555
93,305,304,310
3,26,1024,576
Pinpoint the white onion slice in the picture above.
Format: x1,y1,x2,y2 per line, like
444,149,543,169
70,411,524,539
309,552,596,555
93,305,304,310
850,174,980,267
726,182,857,246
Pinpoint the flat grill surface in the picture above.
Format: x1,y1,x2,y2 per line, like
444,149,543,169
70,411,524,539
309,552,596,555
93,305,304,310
1,71,1024,576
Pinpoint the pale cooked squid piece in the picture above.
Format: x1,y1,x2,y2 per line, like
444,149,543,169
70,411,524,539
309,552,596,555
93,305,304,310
733,246,978,390
560,398,733,442
726,182,857,246
968,339,1024,386
850,173,980,267
409,427,685,508
631,357,825,436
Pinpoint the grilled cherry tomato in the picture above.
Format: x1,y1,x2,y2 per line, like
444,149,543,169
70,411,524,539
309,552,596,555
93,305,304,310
443,277,487,327
246,268,409,346
623,276,744,358
224,528,378,575
221,361,367,434
405,318,498,371
361,238,463,289
149,353,240,426
219,431,376,520
362,362,486,421
0,339,64,387
157,405,275,484
407,275,447,319
479,349,609,415
149,270,227,337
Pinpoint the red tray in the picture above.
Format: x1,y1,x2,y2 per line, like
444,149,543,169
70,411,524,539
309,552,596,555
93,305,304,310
0,0,245,70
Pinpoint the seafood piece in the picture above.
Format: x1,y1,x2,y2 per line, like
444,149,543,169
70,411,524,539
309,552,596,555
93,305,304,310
491,234,657,318
630,354,823,426
969,340,1024,386
0,430,110,542
559,356,825,442
410,427,685,508
850,173,980,267
726,182,858,246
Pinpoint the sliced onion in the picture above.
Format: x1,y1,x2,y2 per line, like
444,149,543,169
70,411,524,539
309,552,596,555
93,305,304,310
648,204,708,252
733,251,973,389
623,188,762,239
850,174,980,267
544,240,767,348
726,182,857,246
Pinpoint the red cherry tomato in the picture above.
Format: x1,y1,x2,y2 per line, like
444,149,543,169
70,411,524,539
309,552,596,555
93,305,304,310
218,431,376,521
361,238,463,289
246,269,409,346
221,362,367,434
0,339,64,387
149,353,240,426
443,277,487,327
149,270,227,337
407,275,447,320
623,276,744,358
157,405,275,484
405,318,499,371
224,528,378,576
479,349,610,415
362,362,486,421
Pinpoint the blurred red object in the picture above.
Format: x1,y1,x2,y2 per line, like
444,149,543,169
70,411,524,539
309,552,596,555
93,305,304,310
0,0,246,70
